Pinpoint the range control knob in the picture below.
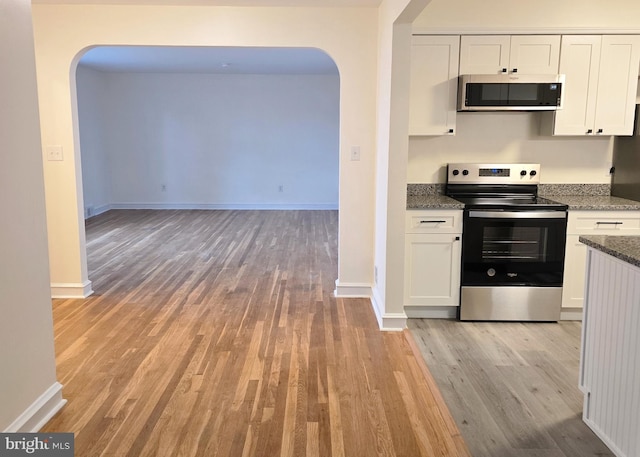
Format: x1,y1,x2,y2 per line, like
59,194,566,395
520,170,527,176
452,169,459,176
462,169,469,176
530,170,537,177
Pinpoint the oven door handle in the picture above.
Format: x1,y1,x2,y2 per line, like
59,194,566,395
468,210,567,219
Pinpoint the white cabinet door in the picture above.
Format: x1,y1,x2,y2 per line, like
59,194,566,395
552,35,640,136
460,35,560,75
561,235,588,309
509,35,561,74
409,35,460,136
404,233,461,306
593,35,640,136
459,35,510,74
562,210,640,311
552,35,601,135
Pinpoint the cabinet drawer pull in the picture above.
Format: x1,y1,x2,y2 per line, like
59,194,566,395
420,220,447,224
596,221,623,225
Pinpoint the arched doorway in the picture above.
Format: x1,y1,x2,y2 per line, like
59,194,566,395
74,45,341,292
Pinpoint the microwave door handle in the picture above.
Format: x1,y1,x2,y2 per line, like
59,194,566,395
468,210,566,219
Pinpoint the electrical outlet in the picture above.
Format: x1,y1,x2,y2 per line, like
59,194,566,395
374,265,378,284
350,146,361,161
161,184,167,192
278,185,284,192
46,145,63,161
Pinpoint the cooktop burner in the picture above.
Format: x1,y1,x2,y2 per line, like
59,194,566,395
452,196,567,211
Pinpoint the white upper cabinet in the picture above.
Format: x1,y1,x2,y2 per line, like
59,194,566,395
550,35,640,136
594,35,640,135
459,35,510,74
409,35,460,136
459,35,560,75
509,35,562,74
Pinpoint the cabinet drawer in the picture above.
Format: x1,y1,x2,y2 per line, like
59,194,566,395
406,210,462,233
567,210,640,234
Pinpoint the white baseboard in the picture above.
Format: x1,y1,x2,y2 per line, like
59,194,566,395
107,202,339,211
583,417,626,457
405,306,458,319
334,281,406,330
4,382,66,432
371,287,407,331
561,308,583,321
333,280,372,298
51,281,93,299
94,204,110,216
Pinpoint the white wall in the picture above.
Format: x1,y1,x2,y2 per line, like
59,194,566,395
77,69,339,211
372,0,430,329
31,5,378,298
77,66,111,214
0,0,64,432
408,113,614,184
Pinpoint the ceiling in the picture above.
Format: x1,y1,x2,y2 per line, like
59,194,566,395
78,46,340,74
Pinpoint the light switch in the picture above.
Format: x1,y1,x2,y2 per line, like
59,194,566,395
46,145,63,161
350,146,361,161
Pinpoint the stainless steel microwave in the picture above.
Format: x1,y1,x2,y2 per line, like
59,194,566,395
457,74,564,111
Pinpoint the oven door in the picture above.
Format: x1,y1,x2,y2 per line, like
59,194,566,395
462,209,567,286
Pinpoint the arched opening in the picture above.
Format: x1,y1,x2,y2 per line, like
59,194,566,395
73,45,341,293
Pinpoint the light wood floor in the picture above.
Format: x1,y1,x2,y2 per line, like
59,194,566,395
43,210,469,457
408,319,614,457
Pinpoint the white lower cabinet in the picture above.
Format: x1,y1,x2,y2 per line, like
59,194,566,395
404,210,462,316
562,210,640,314
562,234,589,309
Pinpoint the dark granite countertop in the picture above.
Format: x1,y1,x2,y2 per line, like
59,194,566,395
406,195,465,210
544,195,640,211
579,235,640,268
406,182,640,211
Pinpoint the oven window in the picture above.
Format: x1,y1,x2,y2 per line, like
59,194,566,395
482,226,548,262
461,212,567,286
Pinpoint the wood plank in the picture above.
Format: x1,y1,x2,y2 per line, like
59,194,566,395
43,209,467,457
408,318,615,457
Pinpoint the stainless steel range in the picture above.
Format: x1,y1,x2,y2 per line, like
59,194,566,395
446,163,568,321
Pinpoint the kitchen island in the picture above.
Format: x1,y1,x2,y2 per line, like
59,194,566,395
578,235,640,457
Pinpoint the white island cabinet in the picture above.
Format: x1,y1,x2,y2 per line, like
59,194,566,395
404,210,462,318
579,236,640,457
